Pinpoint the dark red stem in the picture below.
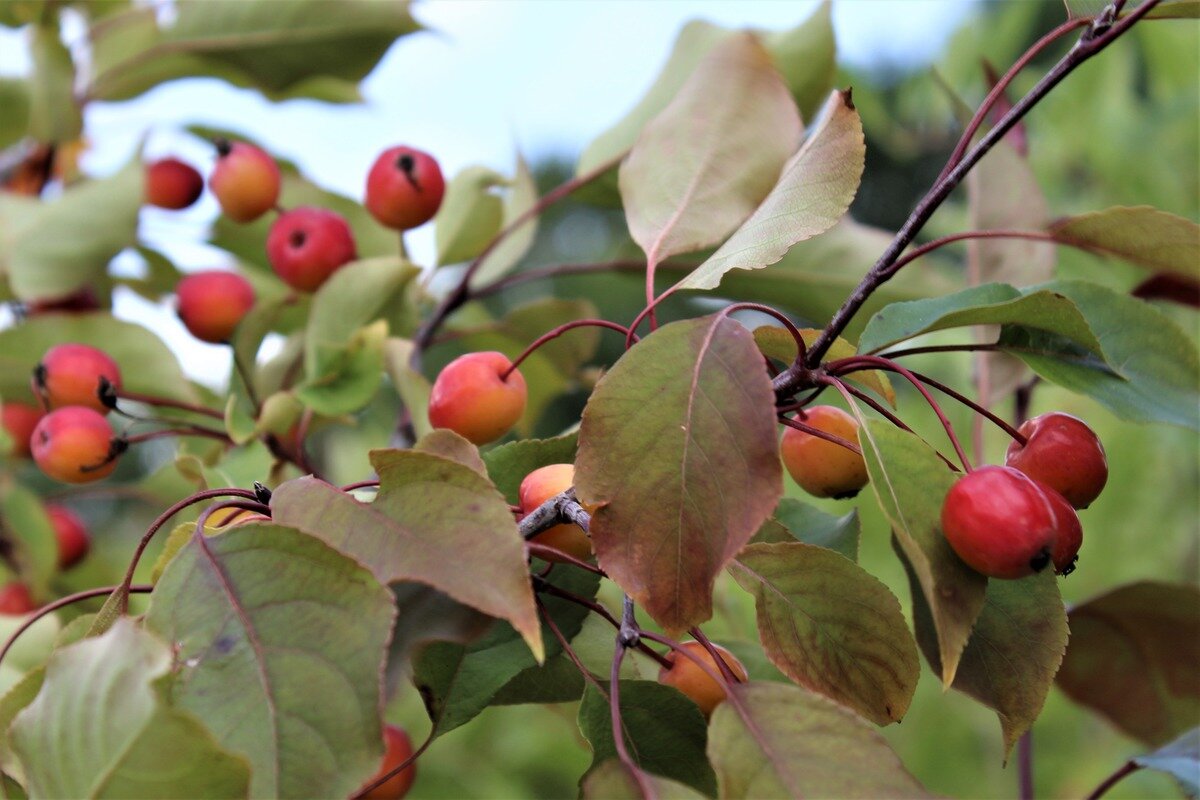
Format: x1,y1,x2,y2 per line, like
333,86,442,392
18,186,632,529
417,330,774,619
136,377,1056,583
779,414,862,456
1084,761,1140,800
500,319,635,381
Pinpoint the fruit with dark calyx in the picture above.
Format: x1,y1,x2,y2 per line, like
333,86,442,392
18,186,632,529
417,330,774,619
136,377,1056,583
34,343,123,414
428,352,526,445
657,640,749,718
176,270,257,343
145,157,204,210
46,504,89,569
519,463,592,562
31,407,122,484
266,206,357,292
1,403,43,458
209,139,281,223
1005,412,1107,509
941,465,1058,579
365,146,445,230
358,724,417,799
1036,480,1084,576
780,406,868,499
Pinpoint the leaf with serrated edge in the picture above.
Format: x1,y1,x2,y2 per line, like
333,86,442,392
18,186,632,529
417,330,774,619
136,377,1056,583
675,89,863,292
414,429,486,475
582,759,707,800
856,419,985,686
144,525,394,799
708,681,934,798
619,32,801,266
1056,581,1200,747
1049,206,1200,278
902,549,1067,757
729,542,919,725
576,315,782,634
270,450,543,660
10,619,250,799
578,681,716,796
753,325,894,406
770,497,860,561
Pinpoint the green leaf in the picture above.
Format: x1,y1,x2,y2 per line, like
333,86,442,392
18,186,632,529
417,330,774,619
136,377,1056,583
144,524,393,799
28,24,81,143
707,682,933,798
413,566,598,737
619,32,802,266
752,325,895,405
673,89,863,292
578,681,717,797
576,315,782,634
482,432,578,505
3,160,142,302
435,166,506,267
270,449,543,660
10,619,250,799
413,429,486,475
856,283,1103,356
0,79,30,149
1049,206,1200,278
1004,281,1200,430
1056,581,1200,747
0,611,58,675
903,554,1067,757
762,0,836,123
295,318,388,415
1142,0,1200,17
385,583,492,692
0,484,57,596
1134,728,1200,796
582,759,707,800
729,542,918,726
0,313,198,403
769,497,859,560
490,654,586,707
0,667,43,782
857,420,986,686
968,140,1055,287
469,152,539,289
88,1,420,102
383,337,432,438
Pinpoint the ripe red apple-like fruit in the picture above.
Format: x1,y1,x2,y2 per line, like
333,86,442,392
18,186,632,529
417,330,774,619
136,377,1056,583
2,402,43,458
31,407,121,484
519,463,593,562
266,207,357,292
365,146,445,230
358,724,417,799
46,504,89,569
1005,412,1108,509
941,465,1058,579
176,270,256,343
144,157,204,210
657,640,749,718
0,583,36,615
1036,480,1084,576
209,139,281,223
780,406,868,499
428,352,527,446
34,343,123,414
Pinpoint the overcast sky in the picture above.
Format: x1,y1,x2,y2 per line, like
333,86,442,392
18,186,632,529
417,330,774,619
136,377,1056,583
0,0,976,385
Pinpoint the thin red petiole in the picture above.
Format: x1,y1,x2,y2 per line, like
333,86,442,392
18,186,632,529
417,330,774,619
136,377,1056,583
500,319,635,381
778,414,862,456
112,388,224,420
347,729,435,800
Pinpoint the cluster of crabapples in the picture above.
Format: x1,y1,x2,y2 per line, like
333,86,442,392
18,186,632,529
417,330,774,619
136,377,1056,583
144,139,446,343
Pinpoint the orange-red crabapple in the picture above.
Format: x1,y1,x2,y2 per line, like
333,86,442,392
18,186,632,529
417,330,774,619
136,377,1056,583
35,343,123,414
45,504,89,569
266,207,357,292
519,463,593,562
0,583,37,615
1005,412,1108,509
209,139,281,223
780,406,869,499
31,407,121,484
1035,480,1084,575
657,640,749,718
1,402,43,458
357,724,417,799
365,146,445,230
428,352,527,446
176,270,257,343
144,157,204,210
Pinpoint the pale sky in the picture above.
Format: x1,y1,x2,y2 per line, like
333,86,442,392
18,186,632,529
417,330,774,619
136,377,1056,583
0,0,976,385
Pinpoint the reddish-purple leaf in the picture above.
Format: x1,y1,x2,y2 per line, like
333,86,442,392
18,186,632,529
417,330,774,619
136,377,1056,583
575,314,782,634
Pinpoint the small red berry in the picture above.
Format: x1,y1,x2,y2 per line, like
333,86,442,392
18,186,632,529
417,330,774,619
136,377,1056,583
940,465,1057,580
0,583,36,615
428,352,527,446
31,407,122,484
266,207,357,292
209,139,281,223
46,504,89,569
358,724,417,799
145,157,204,210
1035,481,1084,576
365,146,445,230
34,343,123,414
780,406,869,499
176,270,256,343
1,402,43,458
1005,412,1107,509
